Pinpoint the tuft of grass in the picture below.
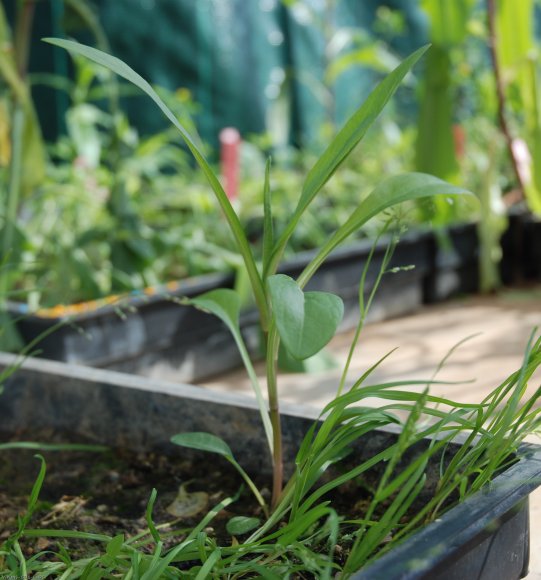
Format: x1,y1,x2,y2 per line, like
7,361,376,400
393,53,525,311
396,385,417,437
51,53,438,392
1,338,540,578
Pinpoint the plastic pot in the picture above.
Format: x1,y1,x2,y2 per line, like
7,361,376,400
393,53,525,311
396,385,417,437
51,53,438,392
0,353,539,579
8,233,432,382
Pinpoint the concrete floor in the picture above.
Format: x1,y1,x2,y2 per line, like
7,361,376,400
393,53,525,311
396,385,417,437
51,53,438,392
202,287,541,578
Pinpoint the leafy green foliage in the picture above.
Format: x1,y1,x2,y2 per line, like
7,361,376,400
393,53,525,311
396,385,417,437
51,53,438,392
8,35,538,579
297,172,470,287
171,432,235,459
44,36,269,326
171,432,268,514
226,516,260,535
4,344,540,577
265,45,430,276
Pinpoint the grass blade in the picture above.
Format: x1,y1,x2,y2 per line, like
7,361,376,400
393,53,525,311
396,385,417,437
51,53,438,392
43,37,268,327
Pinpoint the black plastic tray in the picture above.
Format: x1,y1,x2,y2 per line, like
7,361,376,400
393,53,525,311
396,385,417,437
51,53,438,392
0,354,539,580
8,232,432,381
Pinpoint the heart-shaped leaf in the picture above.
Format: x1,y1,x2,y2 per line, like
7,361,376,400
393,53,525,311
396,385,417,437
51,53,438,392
268,274,343,360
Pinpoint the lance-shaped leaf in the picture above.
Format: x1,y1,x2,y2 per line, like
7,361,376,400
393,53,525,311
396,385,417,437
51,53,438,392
171,432,267,513
298,172,472,288
43,37,268,327
265,44,430,276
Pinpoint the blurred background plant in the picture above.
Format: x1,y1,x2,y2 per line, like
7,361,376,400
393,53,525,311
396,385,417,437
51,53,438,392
2,0,540,317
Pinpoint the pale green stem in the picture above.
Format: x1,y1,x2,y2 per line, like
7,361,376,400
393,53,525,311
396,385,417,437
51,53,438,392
336,231,396,397
266,322,283,509
231,458,269,518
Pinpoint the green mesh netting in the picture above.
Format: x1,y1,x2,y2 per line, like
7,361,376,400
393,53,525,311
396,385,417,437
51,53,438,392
18,0,428,148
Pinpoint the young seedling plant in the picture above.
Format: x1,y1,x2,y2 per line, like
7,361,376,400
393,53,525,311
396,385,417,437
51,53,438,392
18,37,538,577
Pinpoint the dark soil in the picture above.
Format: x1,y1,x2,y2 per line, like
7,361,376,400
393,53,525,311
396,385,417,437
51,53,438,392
0,428,266,560
0,427,459,572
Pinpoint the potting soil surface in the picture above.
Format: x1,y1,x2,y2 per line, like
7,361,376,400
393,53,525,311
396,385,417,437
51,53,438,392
0,430,442,574
203,286,541,579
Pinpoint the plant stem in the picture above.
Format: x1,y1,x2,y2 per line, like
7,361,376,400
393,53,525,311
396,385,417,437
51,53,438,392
1,104,24,275
487,0,527,198
0,104,24,350
266,323,283,509
336,229,395,397
235,332,274,454
14,0,36,79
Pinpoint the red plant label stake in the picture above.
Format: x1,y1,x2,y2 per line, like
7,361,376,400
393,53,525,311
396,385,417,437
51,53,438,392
220,127,241,201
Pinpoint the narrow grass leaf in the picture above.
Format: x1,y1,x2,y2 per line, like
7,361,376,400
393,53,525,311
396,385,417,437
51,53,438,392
297,173,472,288
277,504,334,546
105,534,125,560
240,564,283,579
43,37,267,326
145,488,161,545
267,45,430,273
194,549,221,579
262,158,274,275
0,442,107,452
23,529,112,542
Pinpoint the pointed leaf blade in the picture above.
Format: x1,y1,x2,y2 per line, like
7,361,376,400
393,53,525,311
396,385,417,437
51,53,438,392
298,172,472,287
171,432,233,460
188,289,240,336
300,45,429,213
43,37,268,326
262,158,274,274
267,45,430,274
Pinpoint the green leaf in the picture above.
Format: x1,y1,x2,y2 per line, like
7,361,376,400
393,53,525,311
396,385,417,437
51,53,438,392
105,534,124,559
187,289,274,454
43,37,268,327
266,44,430,275
226,516,260,535
298,172,472,287
189,289,240,335
86,569,106,580
267,274,344,360
145,488,161,545
194,549,221,580
171,433,268,516
278,343,338,373
171,432,233,460
262,158,274,274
